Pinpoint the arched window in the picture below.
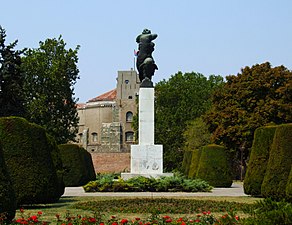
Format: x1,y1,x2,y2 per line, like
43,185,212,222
92,132,98,142
126,111,133,122
125,131,134,142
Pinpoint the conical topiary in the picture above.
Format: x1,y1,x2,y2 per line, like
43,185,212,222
261,123,292,200
244,125,277,196
196,144,232,187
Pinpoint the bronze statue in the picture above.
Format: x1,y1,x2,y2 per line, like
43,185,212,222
136,29,158,87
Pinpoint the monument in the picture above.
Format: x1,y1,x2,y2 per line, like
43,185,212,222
122,29,173,179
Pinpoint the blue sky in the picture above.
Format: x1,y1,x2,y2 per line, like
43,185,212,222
1,1,292,102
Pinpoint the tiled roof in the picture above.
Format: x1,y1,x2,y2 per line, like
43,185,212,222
87,89,117,102
76,103,86,109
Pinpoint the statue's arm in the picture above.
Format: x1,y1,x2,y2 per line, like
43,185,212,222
150,34,158,40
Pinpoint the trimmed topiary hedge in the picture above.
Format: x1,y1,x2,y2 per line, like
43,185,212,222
58,144,96,187
0,144,16,222
181,150,193,176
286,168,292,202
196,144,232,187
261,123,292,200
244,125,277,196
188,149,202,179
0,117,63,205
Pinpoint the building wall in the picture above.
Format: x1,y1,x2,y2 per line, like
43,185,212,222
76,69,139,155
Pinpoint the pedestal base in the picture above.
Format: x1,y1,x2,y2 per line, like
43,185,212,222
121,144,173,180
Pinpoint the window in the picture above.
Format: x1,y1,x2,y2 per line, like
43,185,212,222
126,111,133,122
125,79,129,84
92,132,98,142
125,131,134,142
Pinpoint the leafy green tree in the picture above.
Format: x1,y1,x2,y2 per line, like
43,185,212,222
22,36,80,144
204,62,292,162
184,117,211,151
154,72,224,171
0,26,25,117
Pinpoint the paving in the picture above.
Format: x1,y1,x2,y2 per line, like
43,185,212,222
62,182,248,197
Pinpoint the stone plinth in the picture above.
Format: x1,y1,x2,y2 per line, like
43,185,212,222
121,87,173,180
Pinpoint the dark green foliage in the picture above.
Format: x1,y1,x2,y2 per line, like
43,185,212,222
83,173,212,192
0,26,25,117
0,144,16,222
155,72,224,171
196,144,232,187
73,198,254,214
261,124,292,200
286,168,292,201
58,144,96,187
181,150,193,176
204,62,292,168
244,125,277,196
22,36,80,144
188,149,202,179
243,198,292,225
0,117,63,205
46,134,65,198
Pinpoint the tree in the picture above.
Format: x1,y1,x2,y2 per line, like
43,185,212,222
154,72,224,171
22,36,80,144
0,26,25,117
204,62,292,164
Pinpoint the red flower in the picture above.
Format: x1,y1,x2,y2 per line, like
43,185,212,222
165,219,172,223
163,215,171,219
100,223,105,225
235,215,239,220
37,211,43,215
89,217,97,223
135,218,141,221
195,219,200,223
177,218,183,222
112,222,118,225
20,208,24,213
181,221,186,225
121,219,128,224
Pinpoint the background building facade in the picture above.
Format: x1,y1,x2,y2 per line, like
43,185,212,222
76,69,140,154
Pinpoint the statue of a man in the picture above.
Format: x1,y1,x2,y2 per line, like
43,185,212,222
136,29,158,86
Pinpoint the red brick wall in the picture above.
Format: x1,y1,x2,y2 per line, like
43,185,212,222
91,152,130,173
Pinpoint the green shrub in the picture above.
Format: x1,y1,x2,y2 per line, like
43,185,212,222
83,173,212,192
0,117,62,205
188,149,202,179
261,124,292,200
196,144,232,187
46,134,65,198
181,150,193,175
242,198,292,225
286,168,292,202
58,144,96,187
244,125,277,196
0,144,16,222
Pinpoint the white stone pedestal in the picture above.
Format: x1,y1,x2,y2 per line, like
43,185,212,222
122,87,173,179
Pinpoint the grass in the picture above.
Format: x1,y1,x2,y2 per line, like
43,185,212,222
16,195,260,223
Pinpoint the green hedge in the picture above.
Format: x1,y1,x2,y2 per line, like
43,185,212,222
0,144,16,222
0,117,63,205
244,125,277,196
261,124,292,200
196,144,232,187
181,150,193,175
286,168,292,202
59,144,96,186
188,149,202,179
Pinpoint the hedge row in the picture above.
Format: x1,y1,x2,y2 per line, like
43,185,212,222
0,117,96,222
244,123,292,200
182,144,232,187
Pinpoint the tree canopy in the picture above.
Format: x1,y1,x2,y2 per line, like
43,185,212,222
154,72,223,171
22,36,80,144
0,26,25,117
204,62,292,160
